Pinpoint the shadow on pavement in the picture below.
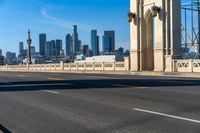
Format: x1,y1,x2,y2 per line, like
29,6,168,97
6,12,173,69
0,78,200,92
0,124,12,133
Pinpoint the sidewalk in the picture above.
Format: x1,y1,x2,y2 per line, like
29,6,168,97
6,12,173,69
1,69,200,78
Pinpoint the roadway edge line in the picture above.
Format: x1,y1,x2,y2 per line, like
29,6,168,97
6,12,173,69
133,108,200,124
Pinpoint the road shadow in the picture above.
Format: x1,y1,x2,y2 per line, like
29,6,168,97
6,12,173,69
0,124,12,133
0,78,200,92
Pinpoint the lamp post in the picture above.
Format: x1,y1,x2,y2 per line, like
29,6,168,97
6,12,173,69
27,30,32,64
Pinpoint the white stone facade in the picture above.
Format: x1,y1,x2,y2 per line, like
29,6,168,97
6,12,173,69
130,0,181,72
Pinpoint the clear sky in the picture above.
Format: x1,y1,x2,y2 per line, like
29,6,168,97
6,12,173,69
0,0,130,55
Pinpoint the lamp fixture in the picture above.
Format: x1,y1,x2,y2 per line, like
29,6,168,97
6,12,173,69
128,11,136,23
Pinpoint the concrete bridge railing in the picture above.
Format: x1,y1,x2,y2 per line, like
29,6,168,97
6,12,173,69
0,58,130,72
174,59,200,73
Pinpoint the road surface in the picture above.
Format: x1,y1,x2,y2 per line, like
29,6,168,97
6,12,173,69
0,72,199,133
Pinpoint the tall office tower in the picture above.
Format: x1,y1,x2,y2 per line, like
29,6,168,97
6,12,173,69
82,45,89,57
72,25,80,55
51,40,56,56
18,42,24,56
65,34,72,57
56,39,62,56
0,49,2,56
45,41,52,57
104,31,115,52
91,30,99,56
77,40,82,55
39,33,46,56
102,35,110,53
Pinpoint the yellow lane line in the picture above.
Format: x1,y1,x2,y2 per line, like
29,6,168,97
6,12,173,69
113,84,146,89
47,77,65,80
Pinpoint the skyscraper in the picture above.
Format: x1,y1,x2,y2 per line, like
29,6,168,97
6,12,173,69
39,33,46,56
18,42,24,57
91,30,99,56
0,49,2,56
104,31,115,52
45,41,53,57
51,40,56,56
72,25,81,55
102,35,110,53
65,34,72,57
56,39,62,56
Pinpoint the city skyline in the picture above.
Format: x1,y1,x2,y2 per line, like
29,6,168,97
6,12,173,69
0,0,130,55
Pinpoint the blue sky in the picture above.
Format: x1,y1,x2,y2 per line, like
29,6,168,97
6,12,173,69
0,0,130,55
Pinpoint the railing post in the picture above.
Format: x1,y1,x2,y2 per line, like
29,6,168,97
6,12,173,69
93,62,95,71
190,59,193,72
84,63,86,71
113,62,116,71
60,61,64,71
27,63,29,70
76,63,78,70
124,57,130,71
103,62,105,71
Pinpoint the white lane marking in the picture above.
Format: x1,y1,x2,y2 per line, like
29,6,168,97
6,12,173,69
134,108,200,124
0,83,71,88
43,90,59,94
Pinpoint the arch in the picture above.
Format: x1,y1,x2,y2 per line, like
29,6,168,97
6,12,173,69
143,9,155,70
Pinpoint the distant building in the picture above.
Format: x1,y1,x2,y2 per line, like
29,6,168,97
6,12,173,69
124,50,130,57
30,46,36,56
18,42,24,56
102,35,110,53
75,55,124,63
56,39,62,56
0,55,4,65
65,34,72,57
51,40,56,56
104,31,115,53
115,47,124,56
72,25,81,55
39,33,46,56
45,41,53,57
91,30,99,56
82,45,90,57
6,51,17,64
0,49,2,56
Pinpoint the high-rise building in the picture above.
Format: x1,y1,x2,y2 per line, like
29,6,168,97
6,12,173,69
72,25,81,55
65,34,72,57
45,41,53,57
51,40,56,56
0,49,2,56
39,33,46,56
18,42,24,57
104,31,115,52
102,35,110,53
56,39,62,56
82,45,89,57
6,51,16,61
91,30,99,56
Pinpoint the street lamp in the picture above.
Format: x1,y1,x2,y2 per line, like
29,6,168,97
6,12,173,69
151,5,161,17
128,11,136,23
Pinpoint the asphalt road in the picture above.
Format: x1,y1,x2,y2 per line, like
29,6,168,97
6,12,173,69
0,72,199,133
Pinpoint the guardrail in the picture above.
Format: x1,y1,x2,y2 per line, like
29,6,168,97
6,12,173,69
174,59,200,72
0,61,130,72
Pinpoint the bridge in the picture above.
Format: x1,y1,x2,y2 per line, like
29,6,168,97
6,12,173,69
0,0,200,133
